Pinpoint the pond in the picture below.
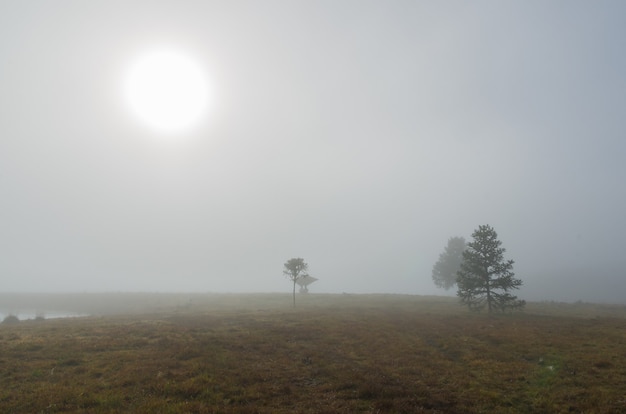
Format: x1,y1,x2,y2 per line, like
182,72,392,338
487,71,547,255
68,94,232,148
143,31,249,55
0,310,89,321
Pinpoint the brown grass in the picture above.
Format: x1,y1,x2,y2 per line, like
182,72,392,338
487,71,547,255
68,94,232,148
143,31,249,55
1,294,625,413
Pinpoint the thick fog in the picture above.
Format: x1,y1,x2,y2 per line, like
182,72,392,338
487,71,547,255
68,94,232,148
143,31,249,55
1,1,625,303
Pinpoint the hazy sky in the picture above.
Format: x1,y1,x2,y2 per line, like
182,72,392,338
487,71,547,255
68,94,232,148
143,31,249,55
1,1,625,302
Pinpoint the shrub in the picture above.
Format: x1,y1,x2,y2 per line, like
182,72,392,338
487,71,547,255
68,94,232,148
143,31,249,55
2,314,20,324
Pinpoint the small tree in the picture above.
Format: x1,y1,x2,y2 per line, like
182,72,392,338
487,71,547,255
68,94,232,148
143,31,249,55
283,257,309,307
432,237,466,290
457,225,525,313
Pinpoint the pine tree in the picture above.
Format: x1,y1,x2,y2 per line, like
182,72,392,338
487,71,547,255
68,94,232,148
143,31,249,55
283,258,309,307
432,237,466,290
457,225,525,313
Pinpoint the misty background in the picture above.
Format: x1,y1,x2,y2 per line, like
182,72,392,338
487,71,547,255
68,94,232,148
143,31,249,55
1,1,625,303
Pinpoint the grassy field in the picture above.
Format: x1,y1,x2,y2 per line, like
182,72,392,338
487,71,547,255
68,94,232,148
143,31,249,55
1,293,625,413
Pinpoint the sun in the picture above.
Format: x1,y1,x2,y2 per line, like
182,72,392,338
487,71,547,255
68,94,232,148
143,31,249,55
124,48,211,134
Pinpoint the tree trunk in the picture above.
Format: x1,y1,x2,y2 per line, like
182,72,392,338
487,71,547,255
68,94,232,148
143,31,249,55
292,279,296,307
485,267,492,313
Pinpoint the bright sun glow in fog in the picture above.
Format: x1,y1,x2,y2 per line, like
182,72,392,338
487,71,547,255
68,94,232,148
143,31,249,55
124,49,210,134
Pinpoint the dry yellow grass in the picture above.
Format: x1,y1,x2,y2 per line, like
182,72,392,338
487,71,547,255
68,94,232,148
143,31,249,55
0,293,625,413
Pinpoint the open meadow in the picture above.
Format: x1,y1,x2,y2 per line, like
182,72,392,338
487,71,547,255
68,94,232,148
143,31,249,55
1,293,625,413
